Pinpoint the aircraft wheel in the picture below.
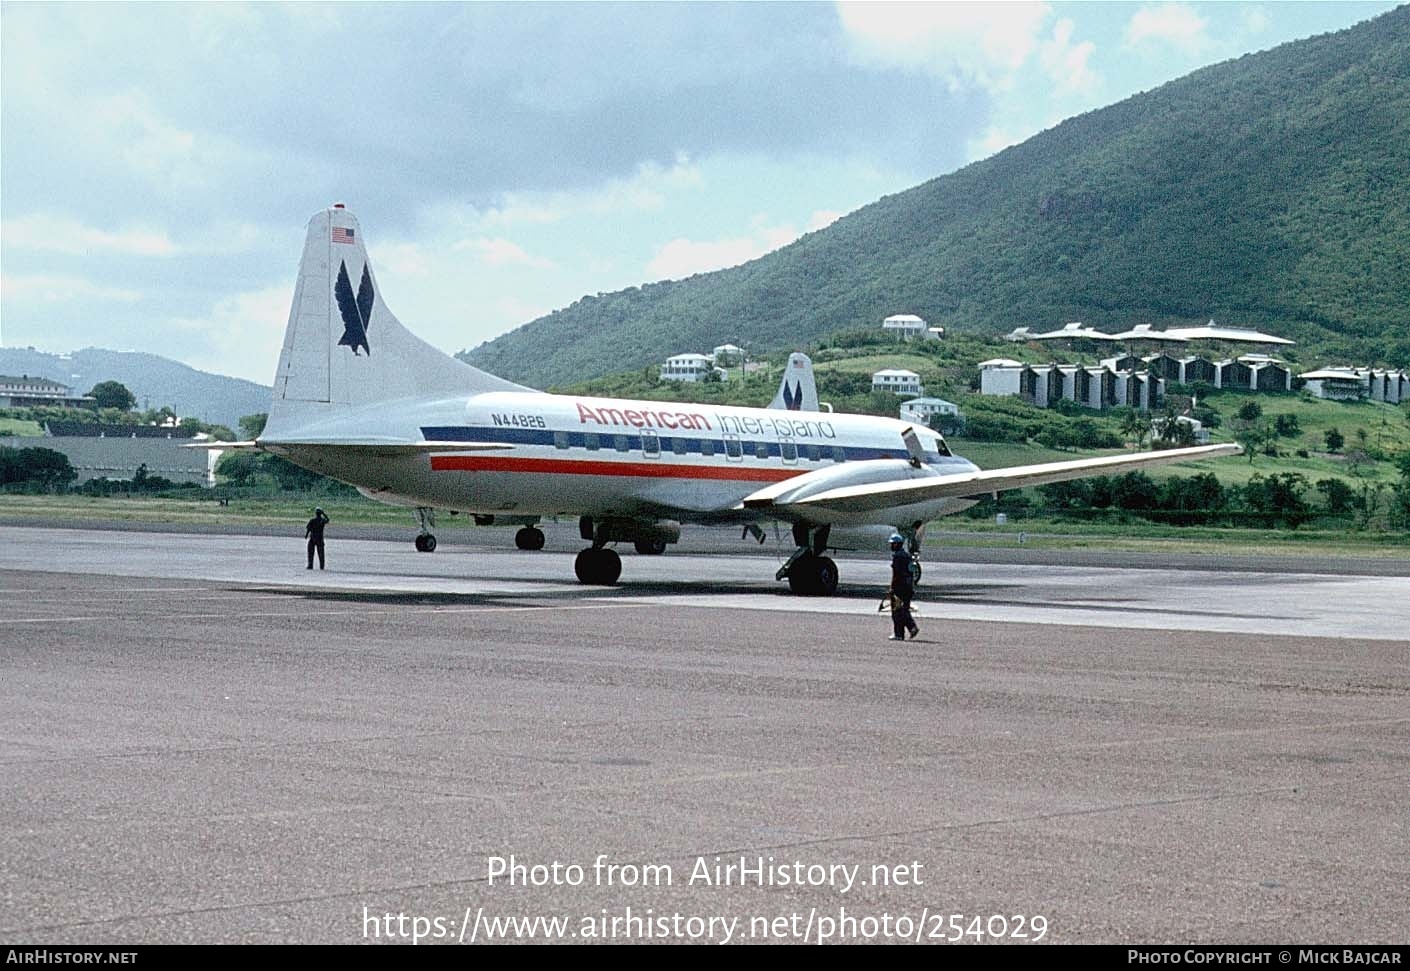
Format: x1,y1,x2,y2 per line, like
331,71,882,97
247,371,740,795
515,526,546,551
634,538,667,555
415,534,437,553
574,547,622,586
787,554,819,595
787,554,838,596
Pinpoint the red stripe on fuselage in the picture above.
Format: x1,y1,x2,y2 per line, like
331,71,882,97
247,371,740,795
430,455,806,482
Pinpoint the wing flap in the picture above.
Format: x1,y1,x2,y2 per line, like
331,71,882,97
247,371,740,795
775,443,1241,514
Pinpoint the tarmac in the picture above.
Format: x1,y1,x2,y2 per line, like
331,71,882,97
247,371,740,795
1,524,1407,944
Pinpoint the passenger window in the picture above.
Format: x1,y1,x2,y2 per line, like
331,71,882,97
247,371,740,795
724,436,742,459
641,431,660,457
553,431,570,450
614,434,629,452
807,445,822,461
584,433,600,451
700,439,715,456
672,437,688,455
832,446,847,463
781,441,798,463
755,441,769,459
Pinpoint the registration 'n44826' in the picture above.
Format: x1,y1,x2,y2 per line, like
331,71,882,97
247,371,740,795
492,413,546,428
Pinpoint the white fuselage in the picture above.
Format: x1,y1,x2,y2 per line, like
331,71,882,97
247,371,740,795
266,390,982,527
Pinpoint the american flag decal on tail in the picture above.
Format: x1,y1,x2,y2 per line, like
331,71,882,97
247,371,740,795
331,227,356,245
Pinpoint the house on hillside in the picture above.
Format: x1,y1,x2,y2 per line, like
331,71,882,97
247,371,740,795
872,369,923,396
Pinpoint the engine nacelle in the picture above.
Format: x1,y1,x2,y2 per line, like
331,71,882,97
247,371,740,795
743,459,940,508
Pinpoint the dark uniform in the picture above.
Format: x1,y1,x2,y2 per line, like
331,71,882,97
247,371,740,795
306,509,330,570
889,540,919,640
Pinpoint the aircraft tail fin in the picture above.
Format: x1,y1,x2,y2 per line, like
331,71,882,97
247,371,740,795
266,205,531,435
768,353,820,412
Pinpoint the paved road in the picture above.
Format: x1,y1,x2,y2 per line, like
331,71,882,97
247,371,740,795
1,526,1406,944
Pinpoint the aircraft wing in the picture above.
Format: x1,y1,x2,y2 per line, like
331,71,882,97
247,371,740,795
743,443,1241,515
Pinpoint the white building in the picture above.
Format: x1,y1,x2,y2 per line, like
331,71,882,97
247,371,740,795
1368,369,1407,404
0,375,94,409
1150,415,1210,445
899,397,959,424
711,344,744,366
980,362,1163,411
1300,368,1367,400
882,314,936,340
660,353,721,382
1301,367,1408,403
872,368,923,395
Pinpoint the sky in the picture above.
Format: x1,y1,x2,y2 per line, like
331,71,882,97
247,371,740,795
1,1,1400,385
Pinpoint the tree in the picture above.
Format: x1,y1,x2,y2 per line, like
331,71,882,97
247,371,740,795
1315,478,1355,515
216,452,262,485
1111,471,1159,511
1237,422,1271,463
89,381,136,411
1237,400,1263,422
239,413,268,440
1117,408,1148,449
1273,413,1300,438
1242,472,1308,526
0,446,76,490
1324,427,1345,452
1161,473,1226,514
1152,406,1197,449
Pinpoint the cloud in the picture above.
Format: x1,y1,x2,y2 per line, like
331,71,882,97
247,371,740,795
1125,4,1212,56
2,214,178,256
1242,8,1272,35
647,220,803,281
167,285,289,383
463,157,703,230
836,1,1051,90
454,238,557,270
967,126,1028,163
1041,18,1100,96
0,273,143,303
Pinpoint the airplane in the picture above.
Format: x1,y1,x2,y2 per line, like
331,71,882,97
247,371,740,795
227,204,1240,594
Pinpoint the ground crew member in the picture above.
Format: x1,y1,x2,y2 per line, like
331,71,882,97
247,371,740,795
887,533,919,641
306,507,330,570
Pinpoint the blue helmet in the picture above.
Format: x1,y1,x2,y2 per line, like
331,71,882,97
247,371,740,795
888,533,904,545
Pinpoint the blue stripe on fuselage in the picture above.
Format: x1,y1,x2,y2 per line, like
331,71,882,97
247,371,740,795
421,424,970,467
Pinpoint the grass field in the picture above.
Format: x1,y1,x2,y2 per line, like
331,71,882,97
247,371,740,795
0,493,443,530
2,489,1405,560
0,419,45,437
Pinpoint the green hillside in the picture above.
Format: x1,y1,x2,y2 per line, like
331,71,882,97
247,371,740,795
464,8,1410,387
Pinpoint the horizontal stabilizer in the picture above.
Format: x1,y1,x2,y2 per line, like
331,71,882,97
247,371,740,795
182,440,259,450
745,443,1241,514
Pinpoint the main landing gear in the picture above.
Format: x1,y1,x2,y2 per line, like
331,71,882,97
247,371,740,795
574,516,621,585
776,523,838,596
413,507,437,552
899,523,924,585
572,517,679,585
515,526,546,551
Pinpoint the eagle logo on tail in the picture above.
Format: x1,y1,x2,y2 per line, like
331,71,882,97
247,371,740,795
782,380,802,410
335,260,374,355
